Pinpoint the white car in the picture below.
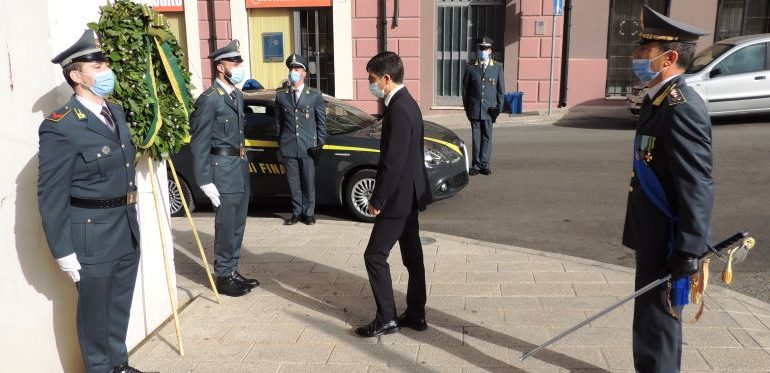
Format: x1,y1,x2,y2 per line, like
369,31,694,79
628,33,770,117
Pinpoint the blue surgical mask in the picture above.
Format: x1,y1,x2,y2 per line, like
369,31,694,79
288,71,302,84
632,52,669,82
81,69,115,97
369,79,385,99
227,67,245,85
478,51,490,61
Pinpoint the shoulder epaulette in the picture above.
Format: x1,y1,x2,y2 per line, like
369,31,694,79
667,86,687,106
45,107,72,122
652,84,675,106
201,87,216,96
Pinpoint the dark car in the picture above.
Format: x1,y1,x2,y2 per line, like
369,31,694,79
168,89,469,222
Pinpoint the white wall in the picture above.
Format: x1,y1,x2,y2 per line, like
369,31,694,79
333,0,354,99
0,0,177,371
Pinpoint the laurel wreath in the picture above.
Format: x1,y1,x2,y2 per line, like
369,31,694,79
89,0,193,160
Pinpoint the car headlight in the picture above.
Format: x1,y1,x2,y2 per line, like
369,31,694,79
424,141,461,167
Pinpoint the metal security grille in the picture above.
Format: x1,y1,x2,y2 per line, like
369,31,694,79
715,0,770,41
295,8,334,96
605,0,666,97
435,0,505,106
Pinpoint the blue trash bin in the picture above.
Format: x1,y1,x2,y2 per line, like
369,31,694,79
504,91,524,114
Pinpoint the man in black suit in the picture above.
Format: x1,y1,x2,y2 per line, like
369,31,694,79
356,52,433,338
623,6,712,372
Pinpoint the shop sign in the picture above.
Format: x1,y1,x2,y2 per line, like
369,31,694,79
246,0,332,8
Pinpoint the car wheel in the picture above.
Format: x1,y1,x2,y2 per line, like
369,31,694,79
343,169,377,223
168,173,195,217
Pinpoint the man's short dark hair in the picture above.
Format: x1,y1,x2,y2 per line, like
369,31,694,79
366,51,404,83
62,62,85,88
660,41,696,69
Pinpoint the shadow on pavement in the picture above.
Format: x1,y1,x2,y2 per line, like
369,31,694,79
170,228,611,372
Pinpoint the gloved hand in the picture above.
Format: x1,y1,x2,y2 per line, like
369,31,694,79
667,251,699,279
56,253,81,283
308,144,323,161
199,183,221,208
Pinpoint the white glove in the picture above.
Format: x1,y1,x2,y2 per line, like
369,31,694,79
200,183,221,207
56,253,81,283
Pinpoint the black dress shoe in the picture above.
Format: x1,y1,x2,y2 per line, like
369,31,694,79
233,271,260,288
285,215,301,225
480,167,492,175
215,274,251,297
113,362,145,373
355,318,400,338
303,215,316,225
397,312,428,331
469,168,479,176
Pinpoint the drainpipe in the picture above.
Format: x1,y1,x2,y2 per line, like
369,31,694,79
558,0,572,108
394,0,400,27
379,0,388,52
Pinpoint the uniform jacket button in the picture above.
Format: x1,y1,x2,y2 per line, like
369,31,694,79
628,186,634,192
87,219,91,223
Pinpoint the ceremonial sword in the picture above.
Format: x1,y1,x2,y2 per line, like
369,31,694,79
520,231,752,361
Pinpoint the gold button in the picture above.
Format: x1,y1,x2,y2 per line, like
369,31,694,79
629,186,634,192
631,172,635,177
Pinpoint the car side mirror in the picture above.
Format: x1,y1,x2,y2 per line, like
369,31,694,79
710,68,722,78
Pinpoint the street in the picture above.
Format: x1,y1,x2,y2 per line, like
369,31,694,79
420,114,770,304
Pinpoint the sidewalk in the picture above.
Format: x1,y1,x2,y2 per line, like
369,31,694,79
131,217,770,372
423,105,634,130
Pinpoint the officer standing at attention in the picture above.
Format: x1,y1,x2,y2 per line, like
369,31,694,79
275,53,327,225
38,30,143,373
462,36,504,176
623,6,712,372
189,39,259,297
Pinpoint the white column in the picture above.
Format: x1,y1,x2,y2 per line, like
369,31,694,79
333,0,354,99
183,0,204,95
230,0,252,85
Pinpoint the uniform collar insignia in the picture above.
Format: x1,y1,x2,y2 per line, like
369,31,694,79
74,108,87,120
668,86,686,105
216,87,225,96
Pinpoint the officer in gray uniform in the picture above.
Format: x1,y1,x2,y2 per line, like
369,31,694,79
38,30,143,373
462,36,504,176
623,6,711,372
275,54,327,225
189,39,258,297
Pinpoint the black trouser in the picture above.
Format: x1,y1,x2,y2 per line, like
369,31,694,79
633,247,682,373
77,250,140,373
470,119,493,170
283,156,316,217
363,210,427,322
214,191,249,276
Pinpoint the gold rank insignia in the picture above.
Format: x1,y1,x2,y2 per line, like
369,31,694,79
668,86,686,105
216,87,225,96
74,108,87,120
46,108,71,122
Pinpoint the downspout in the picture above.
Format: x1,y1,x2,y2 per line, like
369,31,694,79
558,0,572,108
379,0,388,52
394,0,400,27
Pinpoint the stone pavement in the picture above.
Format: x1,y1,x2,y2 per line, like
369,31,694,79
131,217,770,372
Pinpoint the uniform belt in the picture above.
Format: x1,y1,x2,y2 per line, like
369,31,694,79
70,192,137,209
211,147,246,157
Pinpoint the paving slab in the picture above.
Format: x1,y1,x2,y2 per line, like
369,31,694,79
131,217,770,372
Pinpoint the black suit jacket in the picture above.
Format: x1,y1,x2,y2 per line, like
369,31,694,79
622,75,714,257
369,87,433,218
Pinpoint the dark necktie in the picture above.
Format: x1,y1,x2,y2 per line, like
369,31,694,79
294,89,300,105
230,91,238,110
100,106,117,135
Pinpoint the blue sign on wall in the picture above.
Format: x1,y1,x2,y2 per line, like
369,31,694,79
553,0,564,15
262,32,284,62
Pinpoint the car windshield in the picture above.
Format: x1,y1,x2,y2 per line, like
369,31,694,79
324,98,377,135
686,43,734,74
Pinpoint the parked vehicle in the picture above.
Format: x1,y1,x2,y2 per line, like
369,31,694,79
168,90,469,222
627,33,770,117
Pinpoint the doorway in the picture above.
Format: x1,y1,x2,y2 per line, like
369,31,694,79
294,8,335,96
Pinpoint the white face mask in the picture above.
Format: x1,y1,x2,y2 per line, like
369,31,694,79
369,78,385,98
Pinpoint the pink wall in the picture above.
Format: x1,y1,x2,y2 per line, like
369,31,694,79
516,0,563,110
349,0,421,114
198,0,233,88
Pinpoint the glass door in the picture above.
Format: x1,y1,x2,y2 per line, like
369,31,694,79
294,8,335,95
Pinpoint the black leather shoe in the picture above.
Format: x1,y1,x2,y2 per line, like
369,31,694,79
216,274,251,297
233,271,260,288
397,312,428,331
303,215,316,225
355,318,400,338
480,167,492,175
113,362,145,373
285,215,301,225
469,168,479,176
